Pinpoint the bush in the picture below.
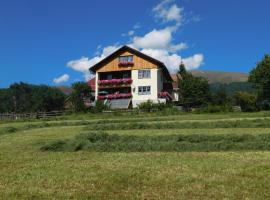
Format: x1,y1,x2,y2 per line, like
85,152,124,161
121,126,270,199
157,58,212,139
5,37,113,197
92,100,108,113
258,100,270,110
137,100,169,112
196,104,233,113
234,92,258,112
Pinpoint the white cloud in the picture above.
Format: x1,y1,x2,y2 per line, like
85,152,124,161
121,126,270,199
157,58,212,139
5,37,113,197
122,29,135,37
53,74,70,84
132,28,172,49
133,23,141,29
128,30,135,36
182,54,204,70
141,48,203,72
67,45,120,81
153,0,184,26
66,0,203,79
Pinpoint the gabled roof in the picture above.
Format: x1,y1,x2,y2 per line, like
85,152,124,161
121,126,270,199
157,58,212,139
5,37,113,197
89,45,172,81
87,77,96,91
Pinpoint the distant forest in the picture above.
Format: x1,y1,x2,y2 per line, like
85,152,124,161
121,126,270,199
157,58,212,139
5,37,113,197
210,82,256,96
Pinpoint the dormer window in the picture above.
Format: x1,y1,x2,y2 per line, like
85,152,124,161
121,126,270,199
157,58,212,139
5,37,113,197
119,55,134,66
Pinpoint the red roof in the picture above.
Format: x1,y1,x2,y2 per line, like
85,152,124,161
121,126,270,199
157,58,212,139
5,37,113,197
87,77,96,91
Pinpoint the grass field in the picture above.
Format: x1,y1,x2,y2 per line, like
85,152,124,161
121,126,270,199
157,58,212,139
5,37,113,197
1,112,270,199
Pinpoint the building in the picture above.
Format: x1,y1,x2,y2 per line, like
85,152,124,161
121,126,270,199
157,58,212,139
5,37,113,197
89,45,174,109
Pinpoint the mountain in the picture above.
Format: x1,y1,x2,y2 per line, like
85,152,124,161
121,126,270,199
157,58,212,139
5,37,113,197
190,70,248,83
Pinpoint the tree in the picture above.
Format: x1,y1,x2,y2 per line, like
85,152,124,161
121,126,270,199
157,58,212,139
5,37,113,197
178,61,187,76
0,82,66,113
234,91,258,112
32,85,66,112
9,82,34,112
249,55,270,100
211,85,230,106
70,82,92,112
178,63,210,107
0,89,13,113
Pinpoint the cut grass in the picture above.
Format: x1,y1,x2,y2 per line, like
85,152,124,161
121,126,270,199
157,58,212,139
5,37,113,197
1,113,270,199
41,131,270,152
85,118,270,130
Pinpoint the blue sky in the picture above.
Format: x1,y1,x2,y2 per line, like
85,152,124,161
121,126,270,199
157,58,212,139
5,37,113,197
0,0,269,88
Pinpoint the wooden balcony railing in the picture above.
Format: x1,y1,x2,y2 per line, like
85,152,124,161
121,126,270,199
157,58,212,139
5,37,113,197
158,92,172,100
98,78,132,86
98,93,132,100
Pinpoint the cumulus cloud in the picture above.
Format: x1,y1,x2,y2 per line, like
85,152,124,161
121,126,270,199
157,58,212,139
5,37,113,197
53,74,70,84
141,48,203,72
153,0,184,26
66,0,203,79
67,45,121,81
182,54,204,69
132,28,172,49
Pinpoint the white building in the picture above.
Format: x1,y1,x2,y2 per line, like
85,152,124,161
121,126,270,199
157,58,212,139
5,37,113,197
89,45,174,109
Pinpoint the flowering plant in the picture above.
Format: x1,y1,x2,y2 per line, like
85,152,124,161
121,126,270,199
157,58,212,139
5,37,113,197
118,61,134,66
158,91,172,99
98,93,132,100
98,78,132,85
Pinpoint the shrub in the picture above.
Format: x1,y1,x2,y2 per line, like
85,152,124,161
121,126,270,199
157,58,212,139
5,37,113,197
137,100,169,112
234,91,258,112
92,100,108,113
196,104,233,113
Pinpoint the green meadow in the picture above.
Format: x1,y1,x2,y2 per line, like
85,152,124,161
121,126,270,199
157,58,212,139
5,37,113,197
1,112,270,199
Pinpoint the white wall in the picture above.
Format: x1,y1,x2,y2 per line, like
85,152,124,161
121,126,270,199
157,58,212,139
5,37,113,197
131,68,162,107
95,72,99,100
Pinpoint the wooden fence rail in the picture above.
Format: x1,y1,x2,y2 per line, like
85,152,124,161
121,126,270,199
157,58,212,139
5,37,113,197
0,111,66,121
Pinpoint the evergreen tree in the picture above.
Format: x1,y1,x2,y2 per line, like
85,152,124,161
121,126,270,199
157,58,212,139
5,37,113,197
249,54,270,101
177,63,210,106
70,82,92,112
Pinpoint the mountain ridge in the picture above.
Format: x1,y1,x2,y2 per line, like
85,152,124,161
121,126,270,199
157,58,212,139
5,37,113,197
190,70,248,83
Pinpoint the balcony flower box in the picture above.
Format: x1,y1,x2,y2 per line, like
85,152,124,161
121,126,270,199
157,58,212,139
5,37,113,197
98,93,132,100
158,91,172,99
118,61,134,66
98,78,132,86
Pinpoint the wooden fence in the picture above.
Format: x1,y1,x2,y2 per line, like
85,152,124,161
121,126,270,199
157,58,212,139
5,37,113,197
0,111,66,121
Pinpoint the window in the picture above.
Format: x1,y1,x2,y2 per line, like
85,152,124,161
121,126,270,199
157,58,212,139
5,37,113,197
123,72,129,78
119,55,133,63
138,70,151,79
138,86,151,95
107,74,112,80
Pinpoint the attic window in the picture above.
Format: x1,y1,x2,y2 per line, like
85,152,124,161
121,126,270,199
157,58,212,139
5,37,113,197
119,56,134,66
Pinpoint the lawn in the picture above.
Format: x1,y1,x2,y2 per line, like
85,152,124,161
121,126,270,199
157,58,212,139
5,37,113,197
0,112,270,199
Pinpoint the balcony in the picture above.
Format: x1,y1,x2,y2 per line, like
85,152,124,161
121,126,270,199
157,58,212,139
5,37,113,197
98,93,132,100
98,78,132,88
118,61,134,67
158,91,172,100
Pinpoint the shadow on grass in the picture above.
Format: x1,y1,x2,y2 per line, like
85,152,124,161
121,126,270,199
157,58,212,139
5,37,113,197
40,132,270,152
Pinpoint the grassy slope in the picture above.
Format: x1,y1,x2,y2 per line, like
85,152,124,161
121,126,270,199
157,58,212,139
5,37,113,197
1,113,270,199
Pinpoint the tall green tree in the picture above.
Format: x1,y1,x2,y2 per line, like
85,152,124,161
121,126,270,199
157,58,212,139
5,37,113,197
249,55,270,100
70,82,92,112
0,89,13,113
178,63,210,106
0,82,66,113
211,85,230,106
234,91,258,112
178,61,187,76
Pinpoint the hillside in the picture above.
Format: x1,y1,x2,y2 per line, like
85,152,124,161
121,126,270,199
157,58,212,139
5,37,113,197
191,70,248,83
1,112,270,199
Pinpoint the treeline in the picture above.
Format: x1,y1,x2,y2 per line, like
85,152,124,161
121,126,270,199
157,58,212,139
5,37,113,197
177,55,270,112
210,82,256,96
0,82,66,113
0,82,94,114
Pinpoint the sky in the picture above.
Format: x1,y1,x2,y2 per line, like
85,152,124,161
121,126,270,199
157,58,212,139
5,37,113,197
0,0,269,88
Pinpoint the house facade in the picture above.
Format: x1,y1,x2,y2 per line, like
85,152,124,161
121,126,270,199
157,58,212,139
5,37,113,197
89,45,173,109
